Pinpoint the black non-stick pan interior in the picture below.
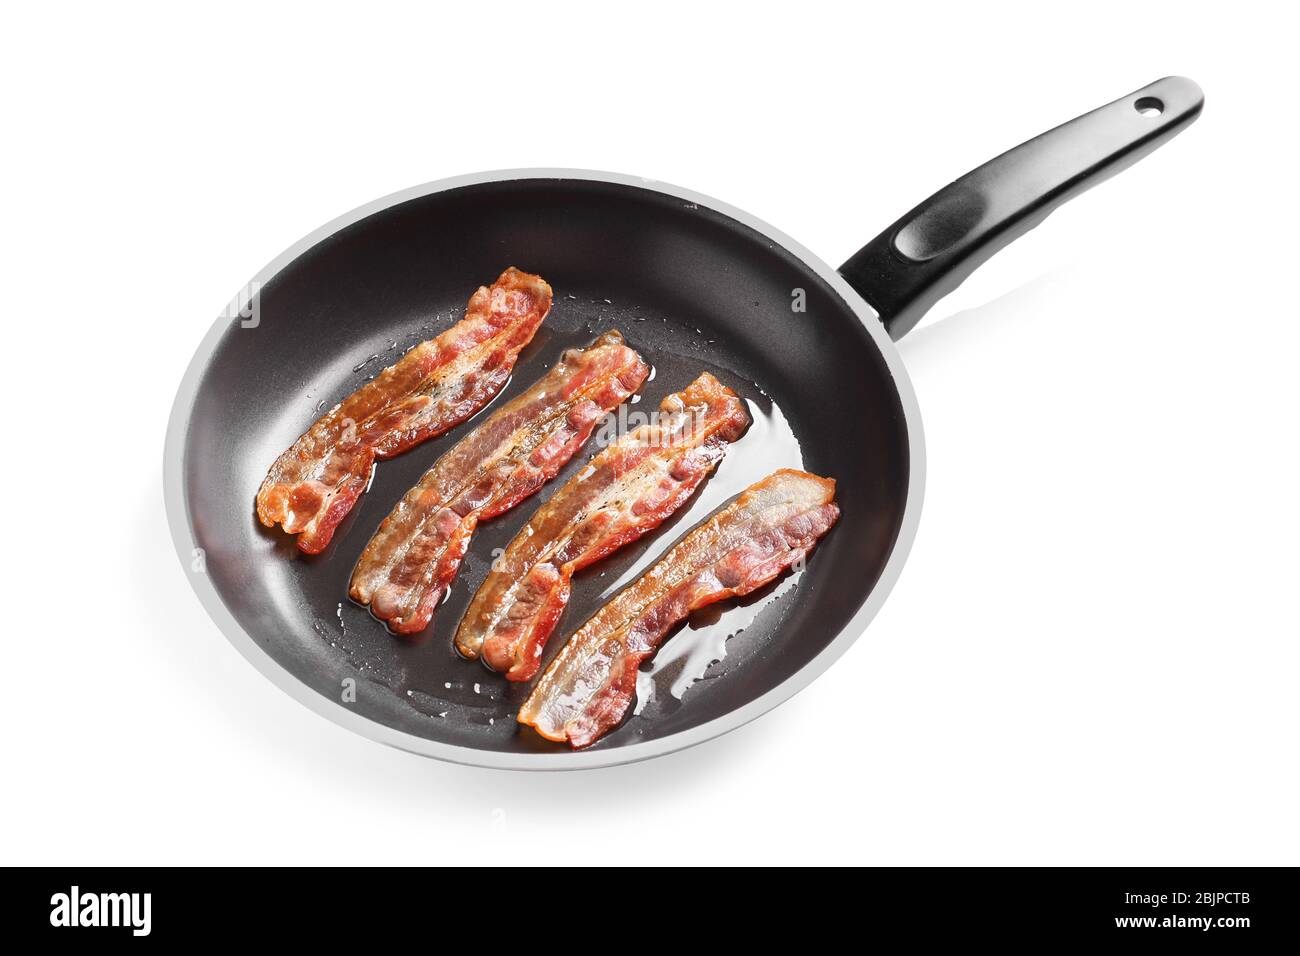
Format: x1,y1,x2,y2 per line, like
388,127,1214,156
182,178,911,755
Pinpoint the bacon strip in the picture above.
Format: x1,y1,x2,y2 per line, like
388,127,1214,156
518,469,839,748
456,372,751,681
256,267,552,554
349,331,649,635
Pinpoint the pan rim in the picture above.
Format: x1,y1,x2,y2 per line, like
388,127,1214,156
163,167,926,771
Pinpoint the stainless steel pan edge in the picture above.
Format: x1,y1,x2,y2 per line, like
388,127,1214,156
162,168,927,771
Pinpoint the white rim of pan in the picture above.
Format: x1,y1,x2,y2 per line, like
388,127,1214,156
162,168,927,771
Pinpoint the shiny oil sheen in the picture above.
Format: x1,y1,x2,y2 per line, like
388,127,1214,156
181,179,911,754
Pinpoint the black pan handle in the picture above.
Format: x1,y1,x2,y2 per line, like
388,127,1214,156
839,76,1204,340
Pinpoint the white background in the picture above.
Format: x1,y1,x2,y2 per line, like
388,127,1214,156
3,2,1296,866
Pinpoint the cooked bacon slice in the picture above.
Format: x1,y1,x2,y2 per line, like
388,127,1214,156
349,331,649,635
518,469,839,748
256,268,552,554
456,372,751,681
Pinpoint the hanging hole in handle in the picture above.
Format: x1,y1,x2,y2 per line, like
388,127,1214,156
1134,96,1164,117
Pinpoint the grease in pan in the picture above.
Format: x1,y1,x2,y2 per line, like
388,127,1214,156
518,468,840,748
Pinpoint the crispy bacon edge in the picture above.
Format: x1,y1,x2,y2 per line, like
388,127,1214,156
456,372,751,681
256,267,552,554
517,469,840,749
348,331,650,636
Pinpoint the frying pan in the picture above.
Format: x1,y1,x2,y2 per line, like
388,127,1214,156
165,77,1203,769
